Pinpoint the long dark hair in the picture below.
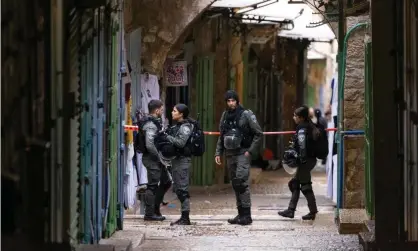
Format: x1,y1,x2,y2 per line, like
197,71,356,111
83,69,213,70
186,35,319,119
174,103,190,119
294,106,320,140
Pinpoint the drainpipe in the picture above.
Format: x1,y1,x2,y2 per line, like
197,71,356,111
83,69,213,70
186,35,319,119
337,22,368,210
335,0,345,214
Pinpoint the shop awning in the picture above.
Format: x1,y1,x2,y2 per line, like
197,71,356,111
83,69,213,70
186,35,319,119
277,4,335,42
210,0,336,42
211,0,271,8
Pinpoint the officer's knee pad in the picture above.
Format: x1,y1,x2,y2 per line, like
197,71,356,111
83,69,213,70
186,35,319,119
300,183,313,195
288,178,300,193
232,178,248,193
176,190,190,202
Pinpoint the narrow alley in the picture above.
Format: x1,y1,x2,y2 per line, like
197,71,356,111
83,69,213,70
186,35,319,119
2,0,418,251
122,169,362,251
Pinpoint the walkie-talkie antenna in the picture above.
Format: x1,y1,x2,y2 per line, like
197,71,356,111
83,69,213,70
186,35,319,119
197,113,200,121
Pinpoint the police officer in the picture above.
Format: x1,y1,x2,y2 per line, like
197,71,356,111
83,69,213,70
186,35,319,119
278,105,318,220
215,90,263,225
165,103,194,225
139,99,171,221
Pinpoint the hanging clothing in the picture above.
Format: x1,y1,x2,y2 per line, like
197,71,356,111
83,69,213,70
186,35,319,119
140,73,160,114
124,143,138,209
326,120,335,200
330,72,339,117
135,152,148,185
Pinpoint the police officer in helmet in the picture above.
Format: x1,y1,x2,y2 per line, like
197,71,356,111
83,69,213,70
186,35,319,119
139,100,171,221
215,90,263,225
278,105,319,220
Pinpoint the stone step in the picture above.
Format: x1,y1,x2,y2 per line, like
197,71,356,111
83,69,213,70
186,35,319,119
98,239,132,251
77,244,115,251
337,209,368,235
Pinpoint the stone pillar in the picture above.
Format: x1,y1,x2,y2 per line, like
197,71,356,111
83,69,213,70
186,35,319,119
343,136,365,208
343,14,370,209
344,15,369,130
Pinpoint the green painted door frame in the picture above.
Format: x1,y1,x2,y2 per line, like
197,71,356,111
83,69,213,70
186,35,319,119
364,41,375,218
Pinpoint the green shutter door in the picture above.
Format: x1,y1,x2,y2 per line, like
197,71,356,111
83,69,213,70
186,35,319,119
191,56,216,186
105,20,119,237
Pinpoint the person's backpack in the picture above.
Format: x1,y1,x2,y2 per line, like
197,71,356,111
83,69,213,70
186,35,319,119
312,123,329,160
134,117,161,154
187,115,205,156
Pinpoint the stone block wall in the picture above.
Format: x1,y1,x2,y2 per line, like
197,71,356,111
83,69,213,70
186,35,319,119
344,15,369,130
343,135,365,208
124,0,212,75
343,14,369,209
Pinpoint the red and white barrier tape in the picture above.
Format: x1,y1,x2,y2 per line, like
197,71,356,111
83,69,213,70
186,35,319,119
124,125,337,135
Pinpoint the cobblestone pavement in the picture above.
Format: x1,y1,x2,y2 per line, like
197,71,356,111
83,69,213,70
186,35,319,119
123,169,362,251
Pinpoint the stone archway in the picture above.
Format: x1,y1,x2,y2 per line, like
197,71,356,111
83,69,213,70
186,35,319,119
124,0,214,75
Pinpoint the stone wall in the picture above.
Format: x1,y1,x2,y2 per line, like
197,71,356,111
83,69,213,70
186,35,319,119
344,15,369,130
124,0,213,75
343,14,370,209
213,18,229,184
276,38,307,151
343,136,365,208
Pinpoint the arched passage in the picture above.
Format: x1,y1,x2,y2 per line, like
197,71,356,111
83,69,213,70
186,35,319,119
124,0,214,75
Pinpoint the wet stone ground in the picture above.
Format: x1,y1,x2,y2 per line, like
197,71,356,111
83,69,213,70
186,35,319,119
123,168,363,251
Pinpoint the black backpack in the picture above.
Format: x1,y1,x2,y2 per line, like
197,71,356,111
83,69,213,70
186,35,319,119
134,117,161,154
312,123,329,160
187,116,205,157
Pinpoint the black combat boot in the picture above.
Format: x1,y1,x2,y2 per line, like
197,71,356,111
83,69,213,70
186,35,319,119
144,191,165,221
237,207,253,225
227,206,242,224
170,211,191,226
302,191,318,221
144,214,166,221
153,206,166,220
277,209,295,219
278,185,299,219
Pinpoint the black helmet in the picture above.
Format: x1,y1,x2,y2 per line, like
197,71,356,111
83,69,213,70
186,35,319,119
282,149,299,175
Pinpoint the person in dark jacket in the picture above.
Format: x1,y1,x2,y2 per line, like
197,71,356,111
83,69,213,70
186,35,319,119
215,90,263,225
140,100,171,221
314,108,328,131
165,103,194,225
278,105,319,220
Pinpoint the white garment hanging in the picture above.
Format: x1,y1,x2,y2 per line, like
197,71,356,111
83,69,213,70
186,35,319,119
332,154,338,204
135,153,148,185
140,73,160,114
124,143,137,209
331,72,339,117
326,121,335,200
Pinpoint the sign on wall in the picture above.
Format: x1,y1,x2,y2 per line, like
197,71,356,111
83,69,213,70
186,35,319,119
165,60,188,87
